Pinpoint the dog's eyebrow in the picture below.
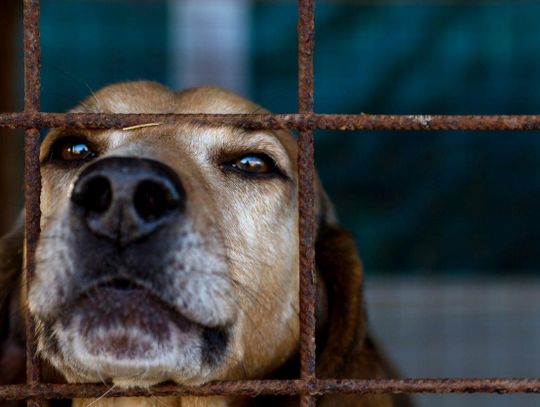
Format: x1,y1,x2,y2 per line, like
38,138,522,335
235,127,291,152
229,128,291,159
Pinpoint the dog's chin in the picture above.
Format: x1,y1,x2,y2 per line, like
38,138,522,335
46,287,229,386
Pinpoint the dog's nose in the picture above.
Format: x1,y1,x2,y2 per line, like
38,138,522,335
71,157,185,247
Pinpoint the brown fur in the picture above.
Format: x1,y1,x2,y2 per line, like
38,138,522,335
0,82,410,407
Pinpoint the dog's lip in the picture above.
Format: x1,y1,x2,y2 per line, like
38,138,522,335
59,283,232,366
66,275,234,331
64,277,228,332
72,287,196,339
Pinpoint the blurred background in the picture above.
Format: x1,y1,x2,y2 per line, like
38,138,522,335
1,1,540,406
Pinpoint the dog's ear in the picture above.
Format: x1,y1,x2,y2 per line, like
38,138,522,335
0,216,26,384
314,187,367,378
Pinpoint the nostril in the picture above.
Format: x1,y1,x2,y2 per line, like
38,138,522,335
134,180,180,222
72,176,112,214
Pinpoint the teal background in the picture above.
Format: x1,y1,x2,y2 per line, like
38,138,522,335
41,1,168,111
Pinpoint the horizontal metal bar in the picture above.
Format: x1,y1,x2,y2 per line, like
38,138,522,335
2,112,540,131
2,379,540,400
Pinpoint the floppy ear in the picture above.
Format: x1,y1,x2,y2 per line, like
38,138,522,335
314,213,367,378
311,183,365,376
314,188,414,407
314,185,392,378
0,216,26,385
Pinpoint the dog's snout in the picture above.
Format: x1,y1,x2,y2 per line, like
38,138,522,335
71,157,185,246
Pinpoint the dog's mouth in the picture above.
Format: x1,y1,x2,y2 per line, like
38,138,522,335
56,276,230,373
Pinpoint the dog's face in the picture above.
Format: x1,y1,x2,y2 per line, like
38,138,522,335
27,82,307,386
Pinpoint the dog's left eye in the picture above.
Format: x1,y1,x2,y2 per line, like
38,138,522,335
49,137,96,163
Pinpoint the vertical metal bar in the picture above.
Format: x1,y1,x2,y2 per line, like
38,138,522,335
298,0,314,114
297,126,316,407
24,0,40,112
297,0,316,406
23,1,42,406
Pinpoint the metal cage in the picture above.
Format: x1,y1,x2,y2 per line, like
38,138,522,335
1,0,540,406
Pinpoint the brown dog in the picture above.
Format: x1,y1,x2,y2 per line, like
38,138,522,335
0,82,409,407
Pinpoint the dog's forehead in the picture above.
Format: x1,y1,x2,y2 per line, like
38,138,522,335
75,81,265,115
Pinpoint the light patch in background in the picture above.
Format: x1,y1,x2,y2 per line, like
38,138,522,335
168,0,251,97
366,277,540,407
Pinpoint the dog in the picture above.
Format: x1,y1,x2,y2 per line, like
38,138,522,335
0,82,410,407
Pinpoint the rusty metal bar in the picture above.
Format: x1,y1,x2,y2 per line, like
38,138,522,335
298,0,314,114
24,0,40,113
23,125,41,383
297,1,316,406
3,112,540,131
298,123,316,406
23,2,42,407
2,379,540,400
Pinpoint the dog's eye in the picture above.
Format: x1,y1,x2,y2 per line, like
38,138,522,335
230,154,276,175
50,137,96,162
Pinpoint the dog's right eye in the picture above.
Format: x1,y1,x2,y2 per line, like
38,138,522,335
221,153,285,179
48,137,97,163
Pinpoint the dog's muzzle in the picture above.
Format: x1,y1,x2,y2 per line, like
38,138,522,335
30,156,234,383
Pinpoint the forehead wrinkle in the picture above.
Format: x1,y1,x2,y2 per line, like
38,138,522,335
237,127,292,154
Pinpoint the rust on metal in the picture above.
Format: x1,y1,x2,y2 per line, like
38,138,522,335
298,127,317,407
298,0,315,114
297,1,316,406
23,128,41,383
4,112,540,131
23,0,40,112
23,1,42,401
2,379,540,400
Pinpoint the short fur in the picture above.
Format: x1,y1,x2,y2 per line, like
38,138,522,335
0,82,410,407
